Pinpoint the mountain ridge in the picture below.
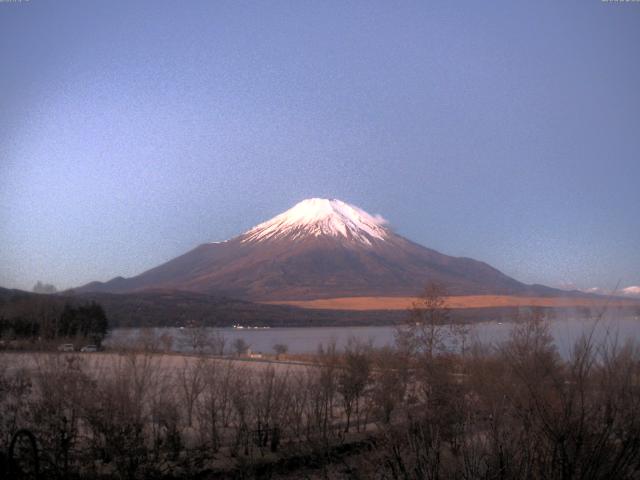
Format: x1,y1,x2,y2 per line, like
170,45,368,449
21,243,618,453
75,198,582,300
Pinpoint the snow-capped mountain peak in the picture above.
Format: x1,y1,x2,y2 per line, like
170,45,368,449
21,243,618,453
241,198,389,245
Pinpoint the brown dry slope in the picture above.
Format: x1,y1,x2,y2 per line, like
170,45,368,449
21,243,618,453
265,295,640,311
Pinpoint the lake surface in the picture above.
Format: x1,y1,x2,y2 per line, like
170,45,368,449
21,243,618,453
105,316,640,358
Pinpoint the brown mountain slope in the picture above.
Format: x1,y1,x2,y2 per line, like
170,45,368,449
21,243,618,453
75,198,582,301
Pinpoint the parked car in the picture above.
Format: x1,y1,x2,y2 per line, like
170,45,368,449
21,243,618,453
80,345,98,353
58,344,74,352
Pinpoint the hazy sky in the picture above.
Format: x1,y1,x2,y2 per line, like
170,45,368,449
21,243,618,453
1,0,639,292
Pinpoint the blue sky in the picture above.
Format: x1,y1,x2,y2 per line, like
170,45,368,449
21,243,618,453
1,0,639,292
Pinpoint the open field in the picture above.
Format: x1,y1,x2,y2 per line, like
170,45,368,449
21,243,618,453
0,351,311,376
265,294,640,311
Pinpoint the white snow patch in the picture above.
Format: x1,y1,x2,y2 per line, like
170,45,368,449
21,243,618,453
622,286,640,297
584,287,604,294
241,198,389,245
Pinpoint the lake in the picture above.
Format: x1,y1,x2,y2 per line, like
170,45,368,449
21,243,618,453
105,315,640,358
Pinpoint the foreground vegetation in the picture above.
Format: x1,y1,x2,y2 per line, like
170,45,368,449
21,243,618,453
1,304,640,479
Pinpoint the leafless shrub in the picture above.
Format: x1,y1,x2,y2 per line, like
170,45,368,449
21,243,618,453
196,359,236,453
4,310,640,479
0,358,33,453
282,370,310,440
28,354,94,477
338,338,372,433
79,352,167,479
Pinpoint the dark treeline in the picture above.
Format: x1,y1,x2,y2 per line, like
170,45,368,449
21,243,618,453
0,298,109,347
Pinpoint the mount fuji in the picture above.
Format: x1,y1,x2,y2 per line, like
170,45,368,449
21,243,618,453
77,198,564,300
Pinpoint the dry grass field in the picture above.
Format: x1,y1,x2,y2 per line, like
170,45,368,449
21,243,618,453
265,295,640,311
0,351,311,377
3,318,640,479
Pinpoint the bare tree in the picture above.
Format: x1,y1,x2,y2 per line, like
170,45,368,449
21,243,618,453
251,365,291,454
338,338,371,432
181,319,210,353
229,370,252,457
197,360,237,452
233,338,250,356
177,358,206,427
397,282,451,359
371,349,408,424
300,341,340,443
283,370,309,439
210,330,227,356
273,343,288,360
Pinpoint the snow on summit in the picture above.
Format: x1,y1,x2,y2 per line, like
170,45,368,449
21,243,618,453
241,198,389,245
